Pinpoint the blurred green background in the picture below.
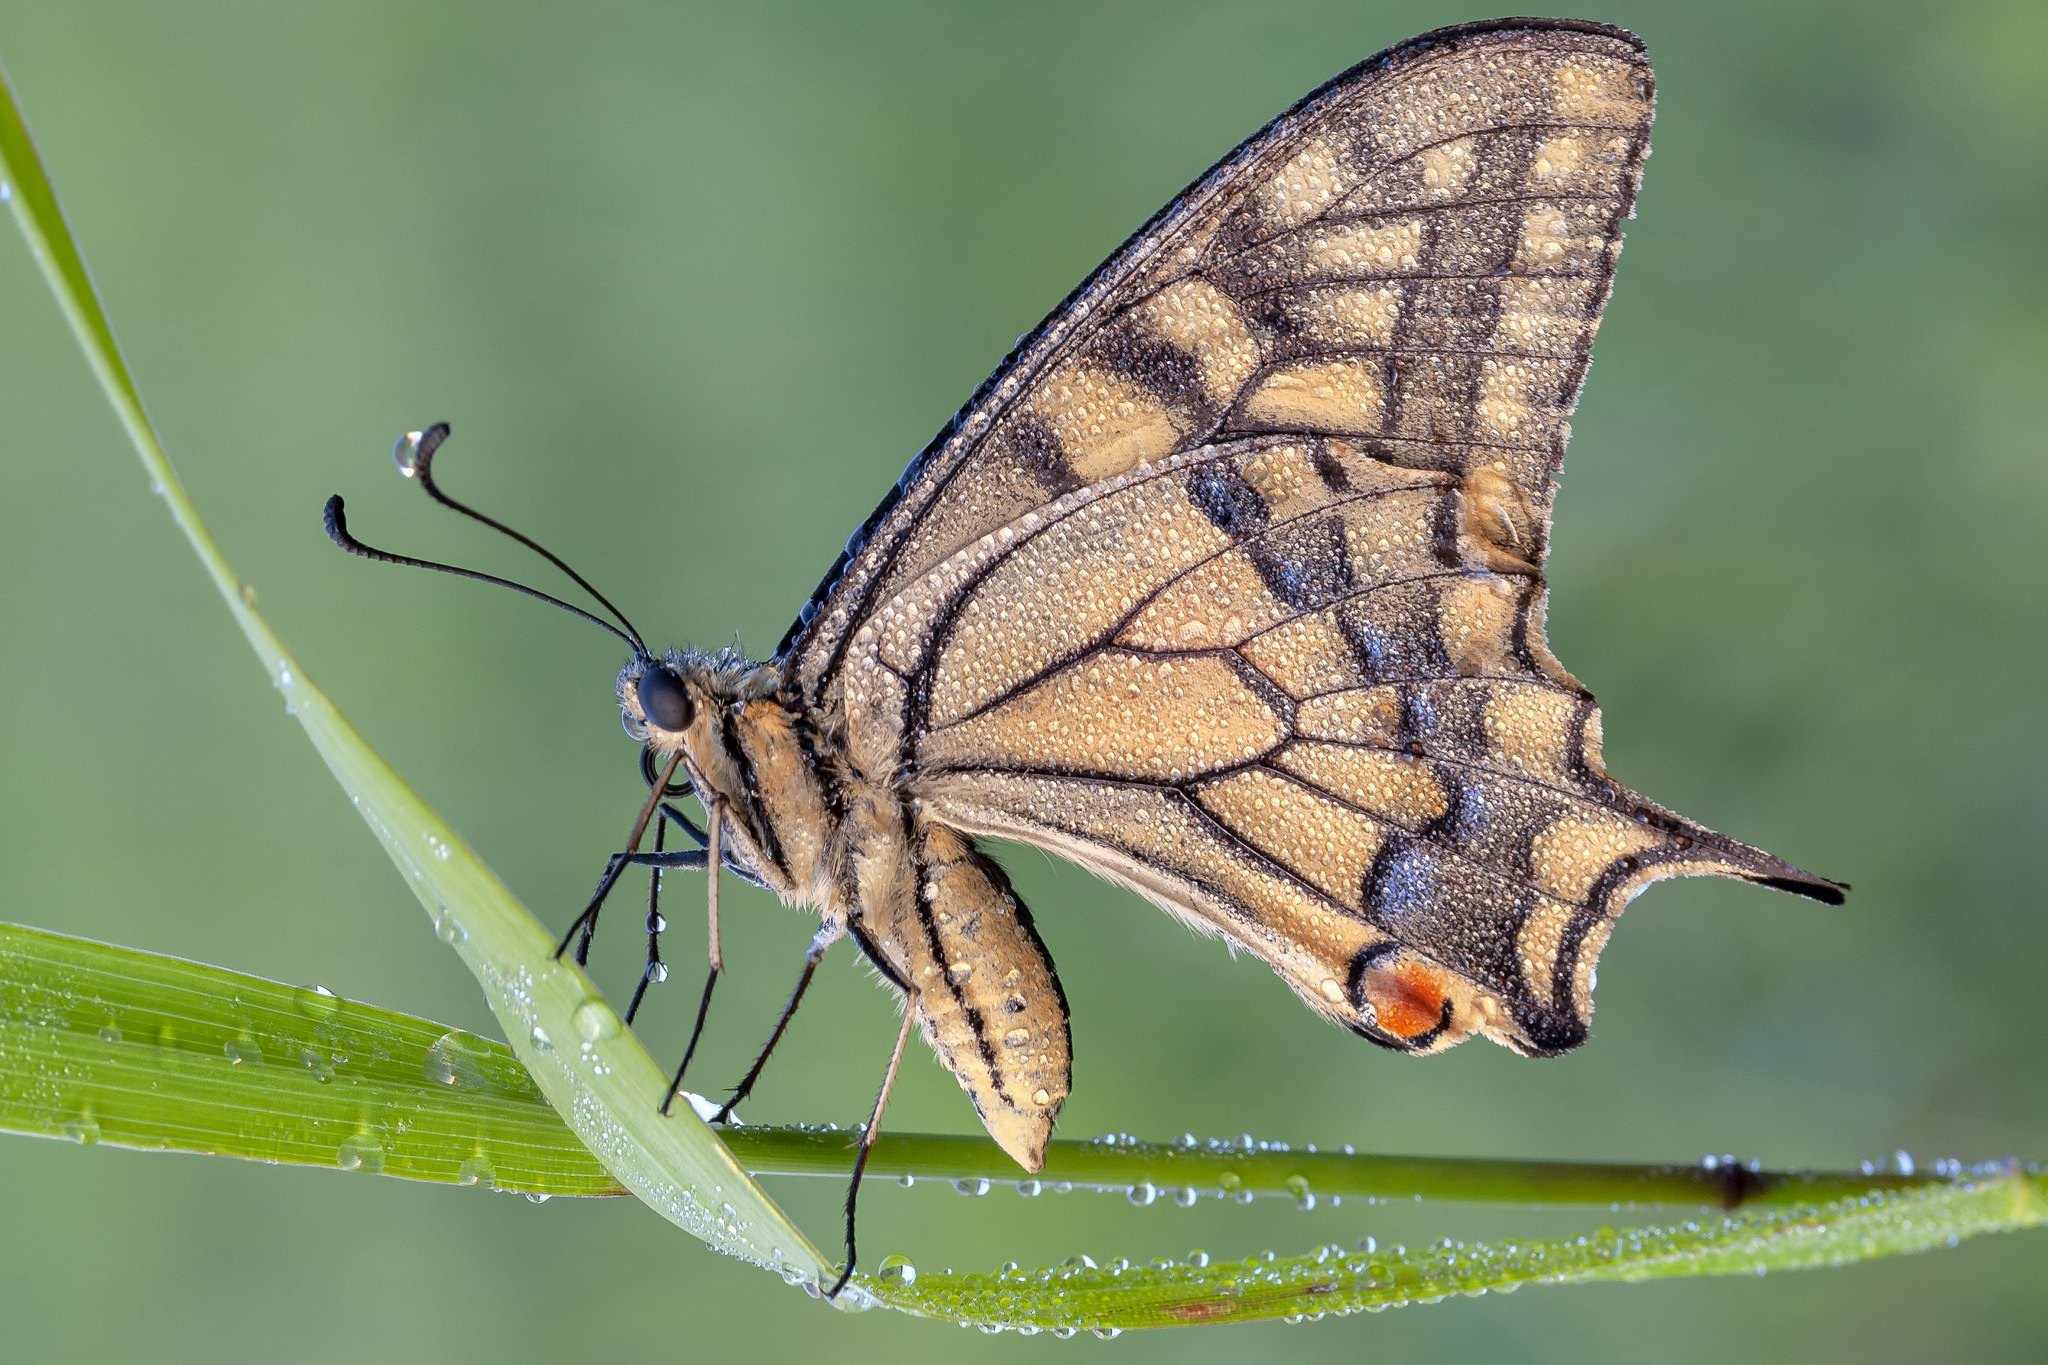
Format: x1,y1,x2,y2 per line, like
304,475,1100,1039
1,1,2043,1360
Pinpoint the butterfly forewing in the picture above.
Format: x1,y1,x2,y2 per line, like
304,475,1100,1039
784,21,1840,1063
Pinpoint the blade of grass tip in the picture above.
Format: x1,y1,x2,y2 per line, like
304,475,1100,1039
0,59,832,1290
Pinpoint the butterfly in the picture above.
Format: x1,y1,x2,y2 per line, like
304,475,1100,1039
328,18,1844,1293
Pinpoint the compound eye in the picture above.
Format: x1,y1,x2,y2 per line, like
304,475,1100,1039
636,666,693,732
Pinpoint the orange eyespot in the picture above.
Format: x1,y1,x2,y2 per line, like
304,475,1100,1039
1362,959,1452,1041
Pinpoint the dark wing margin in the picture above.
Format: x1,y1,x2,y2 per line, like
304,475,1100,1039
773,18,1652,689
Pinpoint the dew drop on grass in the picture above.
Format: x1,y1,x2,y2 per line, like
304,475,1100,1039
456,1155,496,1189
223,1035,263,1066
572,998,620,1043
953,1177,990,1198
60,1114,101,1145
424,1030,492,1089
875,1254,917,1287
336,1132,385,1174
293,984,342,1022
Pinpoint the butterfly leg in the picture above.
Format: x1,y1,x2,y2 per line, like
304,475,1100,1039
624,815,677,1025
710,918,845,1125
660,803,726,1114
826,995,916,1300
557,750,686,964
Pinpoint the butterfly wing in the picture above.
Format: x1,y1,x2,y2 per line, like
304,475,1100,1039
793,20,1843,1058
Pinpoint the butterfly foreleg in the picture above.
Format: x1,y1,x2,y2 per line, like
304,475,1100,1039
658,802,726,1111
558,750,688,964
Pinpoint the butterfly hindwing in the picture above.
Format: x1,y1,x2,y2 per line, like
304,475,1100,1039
790,21,1843,1063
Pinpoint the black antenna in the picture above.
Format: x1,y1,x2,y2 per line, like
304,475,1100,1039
324,423,650,656
324,495,643,656
397,424,649,654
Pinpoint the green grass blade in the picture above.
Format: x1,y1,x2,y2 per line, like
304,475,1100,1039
0,923,625,1195
877,1170,2047,1331
0,58,830,1289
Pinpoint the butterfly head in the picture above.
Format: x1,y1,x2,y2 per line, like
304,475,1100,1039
616,647,781,778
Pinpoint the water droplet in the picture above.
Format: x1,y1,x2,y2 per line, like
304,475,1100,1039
336,1132,385,1173
456,1154,496,1189
96,1022,122,1044
523,1191,552,1205
647,961,670,983
1172,1185,1199,1208
60,1114,101,1144
1285,1174,1317,1210
223,1035,263,1066
528,1025,554,1052
572,999,620,1043
897,1173,917,1189
299,1047,335,1082
293,984,341,1021
1217,1169,1249,1203
1187,1249,1211,1268
1061,1254,1097,1271
1031,1087,1051,1106
424,1030,493,1088
1016,1179,1042,1197
1891,1150,1916,1176
433,910,468,945
1091,1327,1122,1340
953,1177,990,1198
392,430,427,476
0,182,12,203
875,1254,917,1287
1127,1182,1158,1207
1002,1027,1030,1048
